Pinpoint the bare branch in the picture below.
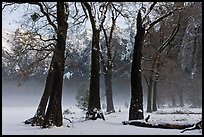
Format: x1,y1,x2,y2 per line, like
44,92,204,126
11,2,58,32
27,43,55,52
158,23,180,53
2,2,16,10
113,61,131,74
82,2,96,29
17,50,52,86
142,2,157,23
142,72,150,86
145,7,182,35
37,33,56,42
111,2,128,19
98,2,110,31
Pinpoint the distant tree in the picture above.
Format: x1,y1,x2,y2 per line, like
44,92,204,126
129,2,182,120
178,2,202,107
100,3,125,113
10,28,52,85
142,2,202,109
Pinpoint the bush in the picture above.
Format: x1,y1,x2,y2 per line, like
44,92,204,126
75,81,89,111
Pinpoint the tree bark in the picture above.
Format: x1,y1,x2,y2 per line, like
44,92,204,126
104,69,115,113
129,10,145,121
152,80,157,111
88,29,101,113
177,85,184,107
100,13,117,113
82,2,105,120
24,57,54,126
42,2,67,128
152,56,160,111
24,2,67,128
170,80,177,107
147,83,153,113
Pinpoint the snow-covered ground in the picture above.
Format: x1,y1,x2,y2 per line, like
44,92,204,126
2,101,202,135
2,81,202,135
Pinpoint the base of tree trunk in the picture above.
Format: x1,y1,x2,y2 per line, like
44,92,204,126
122,120,195,130
24,116,44,126
105,110,116,115
85,109,105,121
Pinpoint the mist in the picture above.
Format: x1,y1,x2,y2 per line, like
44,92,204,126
2,78,134,109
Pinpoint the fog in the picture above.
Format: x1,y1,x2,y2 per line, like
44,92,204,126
2,78,134,109
2,78,202,135
3,74,201,111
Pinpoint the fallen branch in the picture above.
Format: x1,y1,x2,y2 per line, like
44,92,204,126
122,120,194,129
181,120,202,133
63,117,72,123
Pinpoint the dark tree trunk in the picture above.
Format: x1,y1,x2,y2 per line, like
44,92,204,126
82,2,104,120
171,95,176,107
42,2,67,128
129,10,145,121
152,80,157,111
24,2,67,128
100,15,116,114
177,85,184,107
88,29,101,113
104,69,115,113
153,57,160,112
147,77,153,113
24,57,54,126
171,81,176,107
146,53,158,113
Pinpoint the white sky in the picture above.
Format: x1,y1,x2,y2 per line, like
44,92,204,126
2,3,129,33
2,6,25,32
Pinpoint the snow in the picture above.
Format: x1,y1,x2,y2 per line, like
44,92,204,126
63,72,73,80
2,105,202,135
2,81,202,135
138,109,143,112
2,101,202,135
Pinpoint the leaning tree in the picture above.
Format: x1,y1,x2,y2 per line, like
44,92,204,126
3,2,69,128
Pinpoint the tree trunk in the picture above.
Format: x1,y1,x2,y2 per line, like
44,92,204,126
153,57,160,111
24,57,54,126
104,69,115,113
129,10,145,121
171,81,177,107
82,2,105,120
147,54,158,113
147,77,153,113
100,11,117,114
152,80,157,111
42,2,67,128
123,120,194,129
177,85,184,107
87,29,101,116
24,3,67,128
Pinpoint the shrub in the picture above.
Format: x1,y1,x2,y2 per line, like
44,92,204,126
75,81,89,111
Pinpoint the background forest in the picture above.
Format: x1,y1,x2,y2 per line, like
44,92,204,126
2,2,202,129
